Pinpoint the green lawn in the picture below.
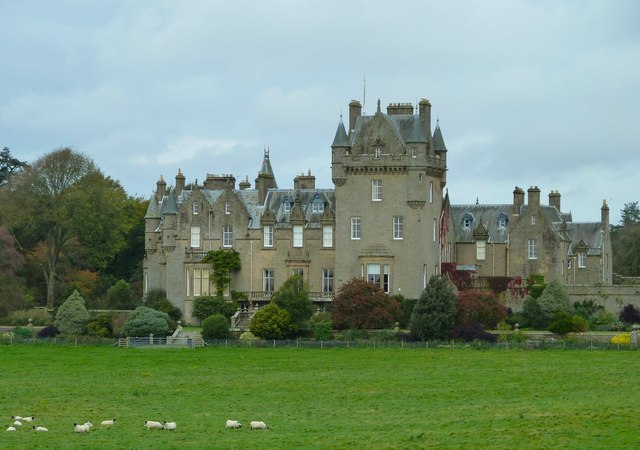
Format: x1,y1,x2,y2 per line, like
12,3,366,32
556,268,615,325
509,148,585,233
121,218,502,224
2,345,639,449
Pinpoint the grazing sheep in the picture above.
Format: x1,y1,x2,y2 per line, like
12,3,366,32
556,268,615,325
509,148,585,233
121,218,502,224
225,419,242,429
6,426,16,432
163,421,177,431
22,416,35,422
11,415,23,421
101,419,116,426
13,420,22,427
144,420,163,430
249,420,269,430
73,421,92,433
33,426,48,432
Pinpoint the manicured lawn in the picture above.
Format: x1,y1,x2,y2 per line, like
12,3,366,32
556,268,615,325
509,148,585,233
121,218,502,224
2,345,639,449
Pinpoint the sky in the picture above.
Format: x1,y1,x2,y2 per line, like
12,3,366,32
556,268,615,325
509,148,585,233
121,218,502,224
1,0,638,224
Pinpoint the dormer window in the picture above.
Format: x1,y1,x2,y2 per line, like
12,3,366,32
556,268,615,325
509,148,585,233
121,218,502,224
283,196,291,212
374,146,382,159
497,213,509,229
462,213,474,228
311,193,324,213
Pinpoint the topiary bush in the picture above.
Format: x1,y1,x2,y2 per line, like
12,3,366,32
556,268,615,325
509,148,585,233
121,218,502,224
37,325,60,338
54,290,90,335
249,304,294,340
202,314,230,340
122,306,170,337
619,304,640,325
448,322,498,343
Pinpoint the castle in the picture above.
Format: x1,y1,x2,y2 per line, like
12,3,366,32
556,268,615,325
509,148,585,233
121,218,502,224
143,97,612,322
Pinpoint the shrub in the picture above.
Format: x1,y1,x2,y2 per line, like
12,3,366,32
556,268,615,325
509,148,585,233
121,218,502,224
611,333,631,346
619,304,640,325
332,278,402,330
448,323,498,343
548,311,573,335
271,275,314,334
5,308,51,326
13,326,33,340
455,290,507,329
410,276,456,341
400,297,417,328
193,296,238,321
370,329,397,341
202,314,230,339
537,280,572,325
145,298,182,322
313,321,333,341
143,288,168,305
54,290,90,335
571,315,589,333
86,312,114,337
249,304,295,340
106,280,136,310
520,296,548,329
122,306,170,337
37,325,60,338
239,331,259,341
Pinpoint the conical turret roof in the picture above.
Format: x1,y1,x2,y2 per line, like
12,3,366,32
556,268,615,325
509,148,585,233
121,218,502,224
331,119,350,147
432,122,448,152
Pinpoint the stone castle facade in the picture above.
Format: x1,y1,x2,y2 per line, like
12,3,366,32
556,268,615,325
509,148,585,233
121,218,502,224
143,97,612,322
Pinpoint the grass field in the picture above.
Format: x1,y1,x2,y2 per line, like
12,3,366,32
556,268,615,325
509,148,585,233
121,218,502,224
2,345,639,449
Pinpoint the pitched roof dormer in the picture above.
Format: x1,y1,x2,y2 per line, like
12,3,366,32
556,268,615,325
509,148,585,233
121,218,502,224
289,193,306,225
473,221,489,241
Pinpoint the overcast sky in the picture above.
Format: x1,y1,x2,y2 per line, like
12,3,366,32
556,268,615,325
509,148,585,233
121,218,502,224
1,0,638,224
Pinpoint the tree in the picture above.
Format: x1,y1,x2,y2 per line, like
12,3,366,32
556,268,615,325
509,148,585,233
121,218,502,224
0,226,28,317
1,148,130,308
249,304,294,339
410,275,457,340
106,280,135,310
0,147,27,185
54,290,90,335
202,314,230,339
122,306,170,337
203,249,241,296
612,202,640,276
331,278,403,330
271,274,314,333
619,304,640,325
537,279,572,324
455,290,507,329
192,295,238,321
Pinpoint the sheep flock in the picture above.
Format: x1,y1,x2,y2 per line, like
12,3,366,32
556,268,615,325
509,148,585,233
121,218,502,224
5,415,270,434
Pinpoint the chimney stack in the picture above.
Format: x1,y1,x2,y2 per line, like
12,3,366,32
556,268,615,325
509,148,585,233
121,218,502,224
155,175,166,201
419,99,432,141
601,200,610,231
512,186,525,215
348,100,362,137
548,190,561,212
239,176,251,190
294,169,316,190
527,186,541,210
175,169,185,196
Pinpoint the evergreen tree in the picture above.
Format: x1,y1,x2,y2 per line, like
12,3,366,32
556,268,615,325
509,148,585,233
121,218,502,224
54,290,90,335
410,275,456,340
271,274,314,332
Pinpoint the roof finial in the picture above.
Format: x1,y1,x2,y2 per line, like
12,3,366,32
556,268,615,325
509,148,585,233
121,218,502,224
476,197,479,205
376,98,381,114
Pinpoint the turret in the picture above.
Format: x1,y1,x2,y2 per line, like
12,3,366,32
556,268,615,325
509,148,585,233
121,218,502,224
255,149,278,204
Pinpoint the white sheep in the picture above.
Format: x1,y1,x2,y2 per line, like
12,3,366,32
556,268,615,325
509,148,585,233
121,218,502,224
249,420,269,430
225,419,242,429
22,416,35,422
33,426,48,432
6,426,16,432
144,420,163,430
163,421,177,431
13,420,22,426
101,419,116,426
73,421,92,433
11,415,23,421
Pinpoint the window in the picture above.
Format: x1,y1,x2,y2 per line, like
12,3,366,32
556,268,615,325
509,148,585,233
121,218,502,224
372,180,382,201
284,202,291,212
312,202,324,213
293,225,303,247
292,268,304,277
383,264,390,293
225,202,231,214
429,181,433,203
531,215,536,225
374,146,382,159
578,251,586,268
351,217,361,240
322,226,333,247
393,216,404,240
367,264,381,286
433,218,437,242
528,239,537,259
190,226,200,248
498,217,507,228
223,226,233,247
192,269,211,297
263,269,274,292
463,218,472,228
412,148,416,158
476,240,486,260
193,203,199,215
322,269,334,293
419,173,424,183
263,225,273,247
423,264,428,288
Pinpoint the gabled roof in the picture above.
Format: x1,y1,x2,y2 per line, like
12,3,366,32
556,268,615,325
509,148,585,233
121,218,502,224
566,222,604,255
388,115,428,144
160,190,178,214
450,204,511,243
262,189,335,228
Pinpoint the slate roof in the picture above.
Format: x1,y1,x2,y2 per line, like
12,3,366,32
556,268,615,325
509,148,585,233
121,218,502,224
566,222,605,256
331,120,350,147
351,113,431,148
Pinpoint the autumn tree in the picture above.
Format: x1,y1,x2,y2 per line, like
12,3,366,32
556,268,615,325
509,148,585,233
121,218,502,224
331,278,402,330
1,147,130,308
455,290,508,329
